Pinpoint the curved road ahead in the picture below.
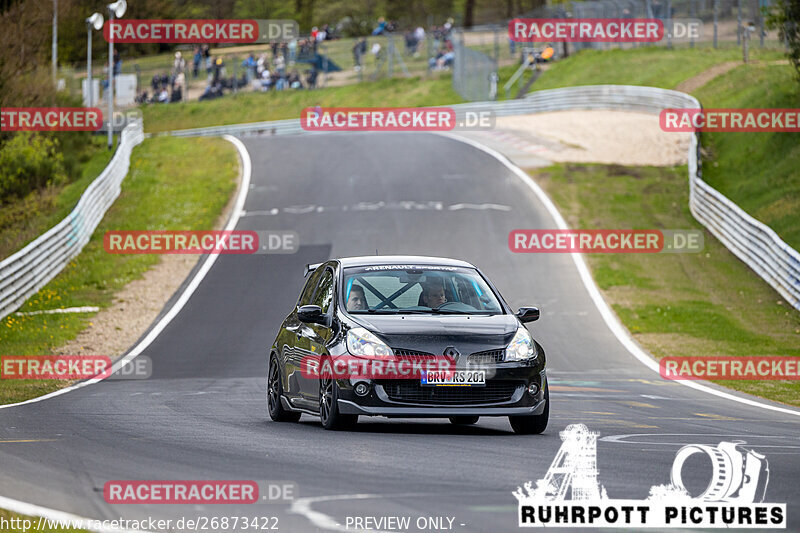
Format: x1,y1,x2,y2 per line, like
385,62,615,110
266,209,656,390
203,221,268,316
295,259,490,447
1,133,798,532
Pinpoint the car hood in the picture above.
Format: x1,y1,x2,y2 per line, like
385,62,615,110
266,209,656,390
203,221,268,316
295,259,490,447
347,313,519,355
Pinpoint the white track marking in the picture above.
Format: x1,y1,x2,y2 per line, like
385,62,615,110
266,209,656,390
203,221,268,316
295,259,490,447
0,135,251,532
291,492,444,533
0,135,251,409
290,494,391,532
14,306,100,316
441,131,800,419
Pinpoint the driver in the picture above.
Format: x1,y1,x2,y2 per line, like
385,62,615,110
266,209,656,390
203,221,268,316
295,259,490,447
346,284,368,311
421,280,447,308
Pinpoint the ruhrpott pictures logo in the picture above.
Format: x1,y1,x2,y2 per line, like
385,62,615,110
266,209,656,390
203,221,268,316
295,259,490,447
514,424,785,528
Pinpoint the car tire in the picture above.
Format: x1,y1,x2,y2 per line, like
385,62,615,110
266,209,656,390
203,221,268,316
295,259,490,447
267,355,301,422
509,383,549,435
449,416,479,425
319,369,358,431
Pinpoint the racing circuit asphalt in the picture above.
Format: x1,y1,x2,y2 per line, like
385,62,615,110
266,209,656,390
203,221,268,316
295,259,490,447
1,132,799,532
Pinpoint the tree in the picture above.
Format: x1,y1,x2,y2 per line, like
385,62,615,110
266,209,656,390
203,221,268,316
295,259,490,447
463,0,475,27
767,0,800,82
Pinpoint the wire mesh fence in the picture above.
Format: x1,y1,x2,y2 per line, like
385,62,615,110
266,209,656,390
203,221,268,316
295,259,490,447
452,31,499,101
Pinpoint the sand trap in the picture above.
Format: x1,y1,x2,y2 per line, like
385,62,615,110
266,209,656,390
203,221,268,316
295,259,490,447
495,110,692,167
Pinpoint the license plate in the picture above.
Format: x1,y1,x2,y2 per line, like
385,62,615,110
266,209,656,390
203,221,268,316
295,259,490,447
421,370,485,386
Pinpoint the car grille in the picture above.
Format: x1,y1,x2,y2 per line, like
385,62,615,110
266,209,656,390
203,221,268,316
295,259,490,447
392,348,441,367
468,349,505,365
379,380,521,405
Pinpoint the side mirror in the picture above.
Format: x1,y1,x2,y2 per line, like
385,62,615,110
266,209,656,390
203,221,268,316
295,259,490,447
297,305,325,324
516,306,540,323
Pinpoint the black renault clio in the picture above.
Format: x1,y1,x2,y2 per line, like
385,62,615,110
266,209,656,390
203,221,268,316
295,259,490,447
267,256,548,433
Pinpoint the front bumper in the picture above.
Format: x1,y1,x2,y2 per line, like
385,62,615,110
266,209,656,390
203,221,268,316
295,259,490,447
336,363,547,418
338,398,546,417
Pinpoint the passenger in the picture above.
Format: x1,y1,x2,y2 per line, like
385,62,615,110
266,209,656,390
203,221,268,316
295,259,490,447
346,285,368,311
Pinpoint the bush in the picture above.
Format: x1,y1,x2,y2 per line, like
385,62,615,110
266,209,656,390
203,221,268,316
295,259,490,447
767,0,800,83
0,133,68,204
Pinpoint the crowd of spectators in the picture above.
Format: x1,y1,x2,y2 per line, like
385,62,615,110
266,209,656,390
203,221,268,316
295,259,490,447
135,51,187,104
242,52,318,92
135,16,470,104
351,18,456,71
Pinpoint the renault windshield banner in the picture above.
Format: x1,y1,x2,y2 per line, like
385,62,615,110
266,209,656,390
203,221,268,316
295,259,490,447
515,424,785,528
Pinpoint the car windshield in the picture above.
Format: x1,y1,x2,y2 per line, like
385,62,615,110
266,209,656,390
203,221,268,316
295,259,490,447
341,265,504,315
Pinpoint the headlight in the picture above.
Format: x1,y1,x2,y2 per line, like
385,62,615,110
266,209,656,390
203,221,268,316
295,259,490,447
505,326,537,361
346,327,393,358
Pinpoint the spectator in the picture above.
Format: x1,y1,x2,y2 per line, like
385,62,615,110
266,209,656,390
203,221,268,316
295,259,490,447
299,38,313,58
173,51,186,77
242,53,256,82
429,48,454,70
274,69,287,91
288,39,297,64
353,37,367,70
371,42,382,64
306,68,318,89
259,66,272,91
212,57,225,86
192,46,202,77
404,31,417,55
274,54,285,76
113,48,122,76
372,17,387,36
203,45,212,74
171,72,184,102
288,70,303,89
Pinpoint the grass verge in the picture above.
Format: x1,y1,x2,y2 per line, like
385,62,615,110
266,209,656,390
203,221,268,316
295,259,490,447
529,163,800,406
0,508,87,532
142,75,462,133
0,136,238,404
530,44,785,90
694,62,800,250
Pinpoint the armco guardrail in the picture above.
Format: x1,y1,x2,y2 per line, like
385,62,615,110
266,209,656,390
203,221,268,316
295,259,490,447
164,85,800,311
0,119,145,321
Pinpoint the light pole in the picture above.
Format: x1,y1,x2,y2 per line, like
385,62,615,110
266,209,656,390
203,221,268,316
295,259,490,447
107,0,127,150
86,13,104,108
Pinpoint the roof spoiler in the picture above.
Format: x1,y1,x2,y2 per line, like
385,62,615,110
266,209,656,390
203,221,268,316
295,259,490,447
304,262,322,277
